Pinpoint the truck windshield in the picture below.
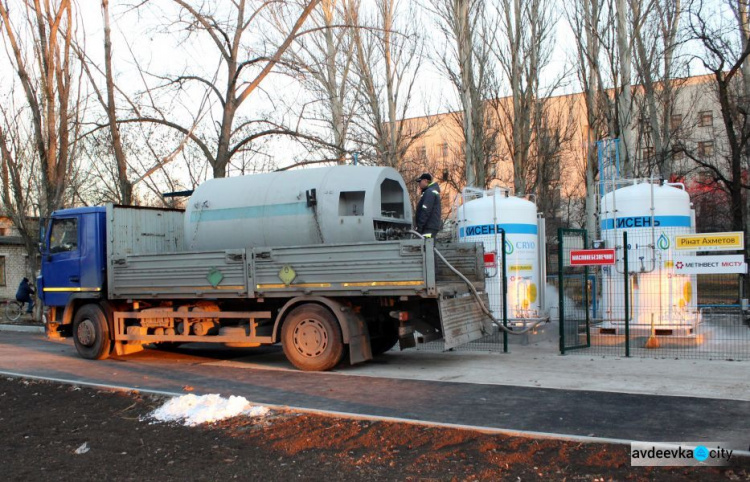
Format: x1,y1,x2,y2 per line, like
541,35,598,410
49,218,78,253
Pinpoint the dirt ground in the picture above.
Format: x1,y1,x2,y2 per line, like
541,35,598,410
1,377,748,481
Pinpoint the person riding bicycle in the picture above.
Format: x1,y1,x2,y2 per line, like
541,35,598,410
15,277,35,314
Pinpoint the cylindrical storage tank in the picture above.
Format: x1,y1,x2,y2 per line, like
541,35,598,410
599,182,698,332
456,190,541,321
184,166,413,249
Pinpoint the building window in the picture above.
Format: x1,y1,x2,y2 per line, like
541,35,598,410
673,150,685,161
441,143,449,159
642,147,655,159
670,114,683,130
0,227,7,236
698,141,714,157
698,111,713,127
419,146,427,159
0,256,5,286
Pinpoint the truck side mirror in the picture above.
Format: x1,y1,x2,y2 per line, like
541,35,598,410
38,217,47,243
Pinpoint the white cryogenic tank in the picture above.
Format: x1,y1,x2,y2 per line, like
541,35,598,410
184,166,413,249
456,189,542,321
599,182,698,333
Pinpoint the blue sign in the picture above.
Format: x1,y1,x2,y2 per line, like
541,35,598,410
600,215,691,230
459,223,538,237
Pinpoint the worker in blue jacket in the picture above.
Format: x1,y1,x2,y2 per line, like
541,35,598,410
414,172,442,238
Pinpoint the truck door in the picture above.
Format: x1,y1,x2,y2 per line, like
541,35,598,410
41,216,82,307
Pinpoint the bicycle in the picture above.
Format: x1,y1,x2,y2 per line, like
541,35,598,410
4,300,25,322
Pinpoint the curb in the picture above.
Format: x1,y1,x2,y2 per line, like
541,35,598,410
0,324,45,333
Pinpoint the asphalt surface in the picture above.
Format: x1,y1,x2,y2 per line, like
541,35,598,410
1,331,749,448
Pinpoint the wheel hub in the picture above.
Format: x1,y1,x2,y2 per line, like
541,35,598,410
292,319,329,358
77,319,96,346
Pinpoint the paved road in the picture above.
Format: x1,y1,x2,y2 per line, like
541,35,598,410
1,331,748,448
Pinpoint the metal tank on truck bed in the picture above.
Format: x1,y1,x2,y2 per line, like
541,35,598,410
39,166,491,371
184,166,413,249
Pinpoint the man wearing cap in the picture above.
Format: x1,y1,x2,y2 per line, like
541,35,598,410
415,172,442,238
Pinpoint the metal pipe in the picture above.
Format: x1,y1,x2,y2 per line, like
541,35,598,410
558,227,565,354
493,189,500,280
538,214,547,316
502,229,509,352
624,231,630,357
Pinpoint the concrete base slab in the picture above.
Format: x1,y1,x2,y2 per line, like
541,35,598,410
591,333,705,347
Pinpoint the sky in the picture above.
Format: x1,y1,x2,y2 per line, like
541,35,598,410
0,0,727,199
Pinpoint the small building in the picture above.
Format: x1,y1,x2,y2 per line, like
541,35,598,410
0,216,37,301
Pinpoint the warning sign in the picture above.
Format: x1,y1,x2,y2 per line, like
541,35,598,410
672,255,747,274
674,232,744,251
569,249,616,266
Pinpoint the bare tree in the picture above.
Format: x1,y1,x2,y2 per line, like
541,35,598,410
431,0,491,187
0,0,82,216
350,0,432,170
101,0,131,203
630,0,688,179
736,0,750,268
127,0,321,178
0,0,85,284
566,0,611,238
490,0,561,197
685,0,750,256
0,94,40,272
73,0,133,204
615,0,637,177
282,0,360,163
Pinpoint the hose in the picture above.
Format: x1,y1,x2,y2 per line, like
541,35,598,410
408,230,547,335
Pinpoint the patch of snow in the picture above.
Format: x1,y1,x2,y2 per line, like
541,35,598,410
149,394,270,427
75,442,90,454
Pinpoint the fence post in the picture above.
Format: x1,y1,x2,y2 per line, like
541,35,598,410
501,229,508,353
558,228,565,355
584,231,591,348
623,231,630,358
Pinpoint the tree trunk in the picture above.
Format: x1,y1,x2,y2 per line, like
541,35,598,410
102,0,132,204
615,0,634,177
738,0,750,296
457,0,476,186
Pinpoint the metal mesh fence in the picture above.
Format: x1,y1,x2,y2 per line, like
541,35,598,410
581,306,750,361
415,227,750,361
555,227,750,361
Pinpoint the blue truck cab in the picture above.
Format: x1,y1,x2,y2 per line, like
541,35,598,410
39,207,107,311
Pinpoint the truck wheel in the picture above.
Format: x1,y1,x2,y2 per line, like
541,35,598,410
282,304,344,371
73,304,112,360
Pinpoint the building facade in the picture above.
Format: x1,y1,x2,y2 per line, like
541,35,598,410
401,74,734,235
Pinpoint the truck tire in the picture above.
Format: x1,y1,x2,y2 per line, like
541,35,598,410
282,304,344,371
73,304,112,360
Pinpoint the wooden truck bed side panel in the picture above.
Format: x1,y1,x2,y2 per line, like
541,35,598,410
252,240,431,297
109,236,485,301
109,250,249,299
